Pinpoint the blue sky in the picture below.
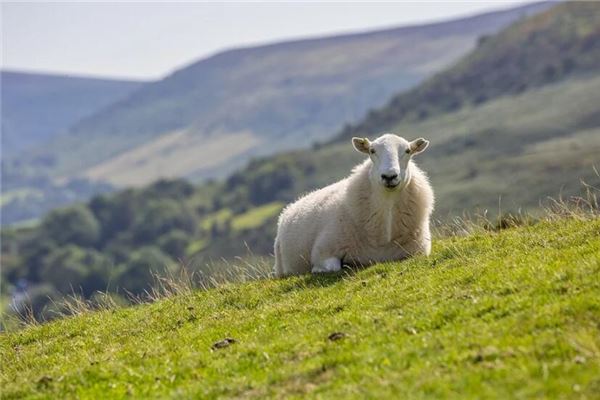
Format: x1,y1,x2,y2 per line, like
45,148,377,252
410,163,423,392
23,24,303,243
2,1,526,80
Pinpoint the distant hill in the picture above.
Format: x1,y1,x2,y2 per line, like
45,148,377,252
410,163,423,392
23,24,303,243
1,71,146,156
3,2,599,316
201,0,600,253
337,1,600,140
3,1,600,333
0,71,146,225
29,2,551,187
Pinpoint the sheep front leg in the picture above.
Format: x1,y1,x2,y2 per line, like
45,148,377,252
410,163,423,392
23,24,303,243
311,257,342,274
310,231,342,274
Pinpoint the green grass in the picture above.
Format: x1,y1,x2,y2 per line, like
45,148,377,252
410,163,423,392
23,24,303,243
200,208,233,230
0,188,43,207
6,218,40,229
1,217,599,399
231,202,283,232
185,238,208,256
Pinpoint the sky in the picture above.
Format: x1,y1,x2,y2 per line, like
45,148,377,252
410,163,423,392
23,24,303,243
2,1,528,81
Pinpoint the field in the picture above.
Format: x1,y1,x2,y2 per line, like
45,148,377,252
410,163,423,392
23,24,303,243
2,216,599,399
0,189,43,207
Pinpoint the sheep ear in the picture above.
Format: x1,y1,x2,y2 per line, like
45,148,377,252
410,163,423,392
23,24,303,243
409,138,429,155
352,137,371,154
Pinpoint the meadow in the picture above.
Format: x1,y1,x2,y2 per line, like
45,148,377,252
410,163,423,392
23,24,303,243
2,208,599,399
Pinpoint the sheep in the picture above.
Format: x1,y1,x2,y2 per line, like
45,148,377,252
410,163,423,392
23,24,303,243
273,133,434,277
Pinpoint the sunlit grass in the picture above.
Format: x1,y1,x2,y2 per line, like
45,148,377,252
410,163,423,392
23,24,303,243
231,202,283,232
1,216,598,399
199,208,233,230
0,188,43,207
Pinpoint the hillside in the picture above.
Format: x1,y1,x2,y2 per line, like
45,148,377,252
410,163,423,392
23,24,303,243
216,1,600,222
29,2,550,187
2,217,599,398
3,2,599,316
0,71,146,225
337,1,600,139
235,74,600,220
191,2,600,258
1,71,145,156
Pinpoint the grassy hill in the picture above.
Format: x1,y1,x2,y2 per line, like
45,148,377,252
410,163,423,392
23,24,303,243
0,3,554,226
337,1,600,139
29,2,550,187
1,70,145,156
3,2,599,317
2,216,599,398
219,1,600,219
1,71,146,225
243,74,600,219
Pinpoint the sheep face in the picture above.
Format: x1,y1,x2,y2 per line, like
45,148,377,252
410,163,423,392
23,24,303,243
352,133,429,191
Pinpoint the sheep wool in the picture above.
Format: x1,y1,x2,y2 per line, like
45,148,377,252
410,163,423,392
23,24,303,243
274,133,434,276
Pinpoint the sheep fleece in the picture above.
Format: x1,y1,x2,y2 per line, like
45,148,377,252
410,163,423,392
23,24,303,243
274,159,434,276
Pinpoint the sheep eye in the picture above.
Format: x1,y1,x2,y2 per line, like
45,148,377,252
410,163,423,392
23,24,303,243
370,149,376,154
405,149,411,154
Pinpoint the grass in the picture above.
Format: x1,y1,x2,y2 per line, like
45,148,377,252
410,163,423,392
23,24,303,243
1,215,599,399
231,202,283,232
0,188,43,207
200,208,233,230
199,201,283,233
185,238,208,257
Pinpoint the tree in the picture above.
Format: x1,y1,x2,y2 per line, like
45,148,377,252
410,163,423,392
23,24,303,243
40,245,91,294
158,230,191,259
132,199,196,243
40,205,100,247
89,191,139,246
145,179,195,199
116,247,175,294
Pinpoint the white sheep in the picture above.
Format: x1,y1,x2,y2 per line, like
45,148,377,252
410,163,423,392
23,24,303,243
273,133,434,276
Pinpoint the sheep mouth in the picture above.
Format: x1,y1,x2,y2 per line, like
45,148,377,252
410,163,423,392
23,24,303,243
383,182,400,190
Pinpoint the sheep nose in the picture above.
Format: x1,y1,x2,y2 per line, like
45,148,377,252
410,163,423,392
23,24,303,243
381,173,398,182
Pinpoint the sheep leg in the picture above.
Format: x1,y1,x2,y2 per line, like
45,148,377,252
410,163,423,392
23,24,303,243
311,257,342,274
273,238,284,277
310,229,343,273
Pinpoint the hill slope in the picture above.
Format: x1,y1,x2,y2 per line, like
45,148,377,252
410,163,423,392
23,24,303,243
31,2,550,187
2,2,599,311
232,74,600,221
0,71,145,225
214,1,600,224
2,217,599,398
338,1,600,139
1,71,145,156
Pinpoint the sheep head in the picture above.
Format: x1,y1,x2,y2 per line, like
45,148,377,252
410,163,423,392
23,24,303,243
352,133,429,191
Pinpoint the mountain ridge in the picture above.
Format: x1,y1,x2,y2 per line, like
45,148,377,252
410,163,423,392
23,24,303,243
1,70,147,156
336,1,600,141
3,1,599,324
29,1,552,187
168,1,552,64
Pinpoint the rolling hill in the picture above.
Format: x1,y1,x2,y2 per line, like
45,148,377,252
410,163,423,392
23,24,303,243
3,2,599,317
28,2,551,187
194,1,600,256
219,1,600,219
2,216,599,398
337,0,600,140
1,71,145,156
1,71,146,225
